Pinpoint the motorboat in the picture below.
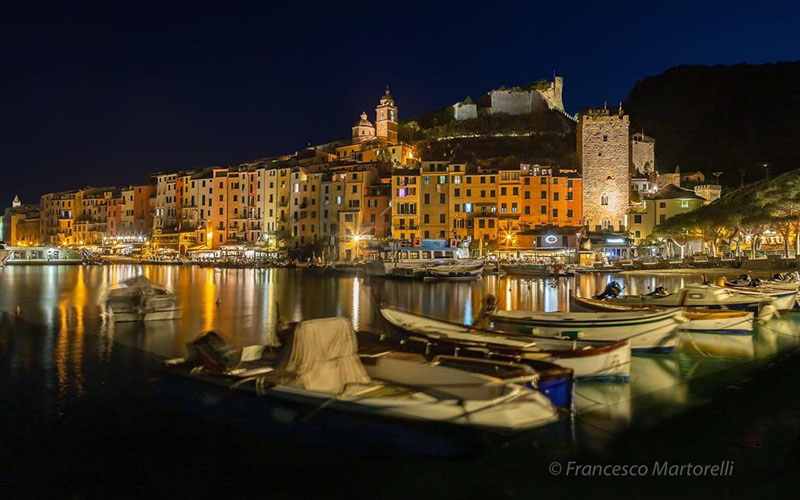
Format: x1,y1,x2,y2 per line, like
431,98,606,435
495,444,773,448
364,246,475,278
600,283,777,319
724,273,800,291
570,295,754,335
376,305,631,381
159,318,559,456
721,285,797,313
489,308,682,353
102,275,182,322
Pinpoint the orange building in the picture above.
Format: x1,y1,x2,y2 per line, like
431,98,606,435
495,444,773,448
520,165,582,228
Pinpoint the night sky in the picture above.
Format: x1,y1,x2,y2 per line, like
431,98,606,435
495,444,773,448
3,1,799,206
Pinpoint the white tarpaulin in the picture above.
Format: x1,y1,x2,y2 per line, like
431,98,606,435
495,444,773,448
285,317,370,394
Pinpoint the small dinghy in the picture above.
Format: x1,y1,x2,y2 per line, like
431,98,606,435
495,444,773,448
160,318,558,457
102,275,182,322
570,295,754,335
602,284,777,319
377,305,631,381
490,308,681,353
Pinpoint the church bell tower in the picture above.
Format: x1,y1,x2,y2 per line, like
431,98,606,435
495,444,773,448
375,88,398,145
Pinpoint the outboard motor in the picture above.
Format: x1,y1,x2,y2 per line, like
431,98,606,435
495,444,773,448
594,281,622,300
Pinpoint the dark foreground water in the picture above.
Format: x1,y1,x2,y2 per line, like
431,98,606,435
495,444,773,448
2,265,800,498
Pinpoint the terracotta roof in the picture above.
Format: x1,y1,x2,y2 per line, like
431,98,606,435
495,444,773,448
648,184,704,200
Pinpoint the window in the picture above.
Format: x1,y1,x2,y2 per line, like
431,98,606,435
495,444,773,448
424,193,430,204
512,187,519,196
424,214,430,223
454,204,460,212
501,187,507,196
553,192,559,201
541,205,547,214
568,179,573,188
680,200,689,208
552,209,558,217
524,206,530,215
454,188,460,197
601,194,609,206
488,219,495,228
439,194,445,204
603,135,608,142
541,177,547,185
552,178,558,185
567,192,573,201
524,191,531,199
501,203,507,213
439,214,445,223
541,191,547,199
567,209,573,218
478,219,485,228
635,230,641,238
659,202,666,208
634,215,642,224
464,203,473,213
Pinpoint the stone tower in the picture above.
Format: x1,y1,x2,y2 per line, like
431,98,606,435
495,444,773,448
630,131,655,175
579,105,630,231
375,88,398,145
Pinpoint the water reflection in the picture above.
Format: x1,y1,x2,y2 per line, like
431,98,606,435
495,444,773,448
3,265,800,448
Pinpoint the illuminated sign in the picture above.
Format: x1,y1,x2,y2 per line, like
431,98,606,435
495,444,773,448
544,235,558,244
606,238,626,244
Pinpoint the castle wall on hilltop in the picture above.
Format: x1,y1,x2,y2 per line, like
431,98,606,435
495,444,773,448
453,76,565,120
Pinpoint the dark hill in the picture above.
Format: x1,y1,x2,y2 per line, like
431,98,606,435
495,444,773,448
624,62,800,185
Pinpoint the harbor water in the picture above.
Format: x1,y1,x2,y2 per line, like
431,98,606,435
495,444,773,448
2,265,800,498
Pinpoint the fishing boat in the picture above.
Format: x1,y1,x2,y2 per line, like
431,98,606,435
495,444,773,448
489,308,681,353
721,285,797,313
102,275,182,322
377,305,631,381
159,318,559,457
724,273,800,291
600,284,776,319
570,295,754,335
423,261,484,281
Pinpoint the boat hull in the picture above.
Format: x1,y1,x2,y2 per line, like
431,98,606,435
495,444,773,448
378,307,631,381
490,311,679,353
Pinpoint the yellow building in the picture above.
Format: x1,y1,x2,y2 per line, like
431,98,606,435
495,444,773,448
629,184,706,243
391,170,421,242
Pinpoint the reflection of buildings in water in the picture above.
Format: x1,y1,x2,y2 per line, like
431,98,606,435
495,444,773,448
677,331,755,359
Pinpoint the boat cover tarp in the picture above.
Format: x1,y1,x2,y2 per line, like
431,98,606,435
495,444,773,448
285,317,370,394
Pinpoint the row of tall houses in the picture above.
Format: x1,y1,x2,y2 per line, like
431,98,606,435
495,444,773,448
7,89,720,256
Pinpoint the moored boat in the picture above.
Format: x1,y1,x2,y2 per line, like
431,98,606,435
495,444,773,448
102,275,182,322
599,284,776,319
377,305,631,381
489,308,681,353
570,294,755,335
159,317,559,457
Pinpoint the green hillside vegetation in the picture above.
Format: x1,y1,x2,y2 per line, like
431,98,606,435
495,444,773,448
652,168,800,257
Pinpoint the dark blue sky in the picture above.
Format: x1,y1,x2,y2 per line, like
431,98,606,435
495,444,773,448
3,0,799,205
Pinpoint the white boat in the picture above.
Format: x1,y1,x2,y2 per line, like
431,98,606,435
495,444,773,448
378,306,632,380
163,317,558,437
722,286,797,313
365,246,474,278
490,308,682,353
423,261,484,281
602,284,776,319
102,275,182,322
570,295,754,335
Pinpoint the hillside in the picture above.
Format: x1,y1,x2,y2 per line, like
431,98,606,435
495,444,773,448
624,62,800,185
